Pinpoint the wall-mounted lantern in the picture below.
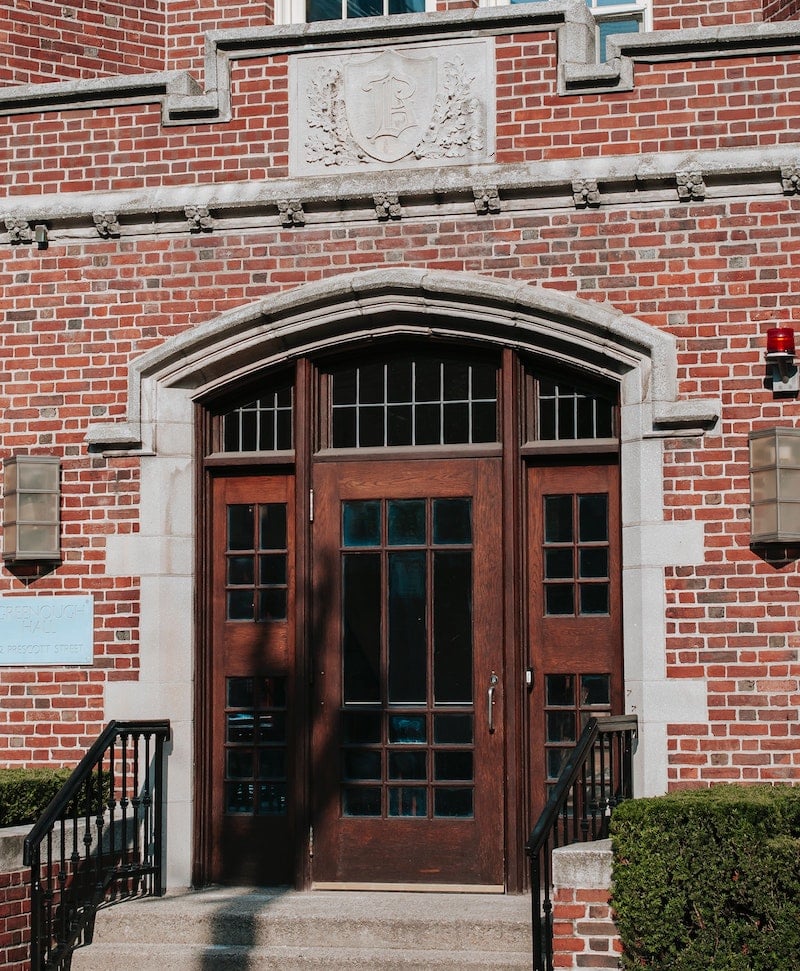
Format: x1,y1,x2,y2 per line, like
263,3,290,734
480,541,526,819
766,326,799,394
2,456,61,563
749,427,800,545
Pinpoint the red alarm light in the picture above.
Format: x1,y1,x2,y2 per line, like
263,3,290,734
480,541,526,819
766,327,796,359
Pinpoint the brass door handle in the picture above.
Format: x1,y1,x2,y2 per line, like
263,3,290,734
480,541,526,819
488,672,499,734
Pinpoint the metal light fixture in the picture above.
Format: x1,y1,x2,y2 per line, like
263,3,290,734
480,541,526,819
2,456,61,562
749,427,800,545
766,326,798,393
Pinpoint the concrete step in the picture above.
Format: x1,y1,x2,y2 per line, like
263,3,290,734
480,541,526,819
70,887,533,971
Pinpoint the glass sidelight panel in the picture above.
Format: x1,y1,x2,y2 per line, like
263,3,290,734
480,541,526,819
225,676,288,816
543,673,611,795
226,503,288,622
542,493,610,617
339,496,475,819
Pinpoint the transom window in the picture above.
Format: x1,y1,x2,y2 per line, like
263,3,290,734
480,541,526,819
216,352,618,454
324,354,498,449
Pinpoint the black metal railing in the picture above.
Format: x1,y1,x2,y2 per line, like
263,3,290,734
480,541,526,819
526,713,637,971
23,720,171,971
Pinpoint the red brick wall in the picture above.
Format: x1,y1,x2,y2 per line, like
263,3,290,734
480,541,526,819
0,868,31,971
2,44,800,197
552,886,621,970
0,0,165,87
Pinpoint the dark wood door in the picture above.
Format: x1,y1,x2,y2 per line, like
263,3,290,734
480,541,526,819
527,461,623,815
311,458,505,888
210,473,295,884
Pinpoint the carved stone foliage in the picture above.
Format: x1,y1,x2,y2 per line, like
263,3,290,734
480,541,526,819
473,185,501,215
278,200,306,227
93,212,121,238
374,192,402,221
4,218,33,244
676,171,706,201
185,206,214,232
292,40,495,177
572,179,601,208
781,165,800,194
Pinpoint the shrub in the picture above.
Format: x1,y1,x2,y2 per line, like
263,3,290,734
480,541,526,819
0,768,76,827
610,785,800,971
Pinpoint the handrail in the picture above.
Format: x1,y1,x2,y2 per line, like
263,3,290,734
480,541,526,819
526,713,637,971
24,719,171,971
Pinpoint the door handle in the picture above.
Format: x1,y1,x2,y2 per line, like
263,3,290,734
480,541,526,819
487,672,499,734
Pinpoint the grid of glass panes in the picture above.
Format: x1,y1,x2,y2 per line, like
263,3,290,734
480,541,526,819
542,493,610,616
536,378,615,442
226,503,288,622
340,497,475,819
544,673,611,796
308,0,422,18
222,384,293,452
330,357,497,448
225,676,288,815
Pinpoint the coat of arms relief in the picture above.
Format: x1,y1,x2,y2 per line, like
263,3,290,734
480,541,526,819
290,40,495,176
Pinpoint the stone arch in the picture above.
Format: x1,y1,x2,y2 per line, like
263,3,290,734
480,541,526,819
88,269,719,450
96,269,719,889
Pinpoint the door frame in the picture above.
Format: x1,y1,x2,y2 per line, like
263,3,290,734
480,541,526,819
193,349,619,892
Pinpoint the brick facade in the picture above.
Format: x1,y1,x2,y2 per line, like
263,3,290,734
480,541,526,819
1,0,799,903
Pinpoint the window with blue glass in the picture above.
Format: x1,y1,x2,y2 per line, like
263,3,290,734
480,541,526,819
511,0,648,61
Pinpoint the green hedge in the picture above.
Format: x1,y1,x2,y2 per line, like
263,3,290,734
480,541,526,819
611,785,800,971
0,768,76,827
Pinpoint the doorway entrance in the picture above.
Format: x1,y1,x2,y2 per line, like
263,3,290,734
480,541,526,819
311,457,504,887
201,345,623,890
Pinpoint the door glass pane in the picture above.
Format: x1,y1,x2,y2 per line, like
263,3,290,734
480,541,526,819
434,751,473,781
388,715,426,744
389,787,427,817
343,788,381,816
579,495,608,542
433,551,472,704
579,548,608,578
544,496,572,543
344,750,381,780
434,788,473,818
342,711,382,744
260,503,287,549
545,584,574,616
388,500,426,545
433,498,471,545
228,505,254,550
581,674,611,707
545,548,573,579
389,751,427,780
579,584,609,615
434,713,473,744
388,551,427,704
228,556,254,585
343,501,381,547
343,553,381,703
228,590,255,620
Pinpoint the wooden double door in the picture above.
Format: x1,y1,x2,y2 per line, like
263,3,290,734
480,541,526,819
208,455,620,888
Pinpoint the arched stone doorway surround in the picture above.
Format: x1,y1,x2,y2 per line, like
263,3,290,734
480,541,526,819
88,268,720,889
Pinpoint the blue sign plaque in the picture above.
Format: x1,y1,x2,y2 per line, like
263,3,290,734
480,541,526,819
0,595,94,666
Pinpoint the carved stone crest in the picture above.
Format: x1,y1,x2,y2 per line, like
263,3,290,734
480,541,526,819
345,50,437,164
292,39,495,177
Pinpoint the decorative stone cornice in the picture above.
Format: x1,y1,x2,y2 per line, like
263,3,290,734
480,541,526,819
2,147,799,245
93,212,121,238
676,170,706,201
278,199,305,227
473,185,501,215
